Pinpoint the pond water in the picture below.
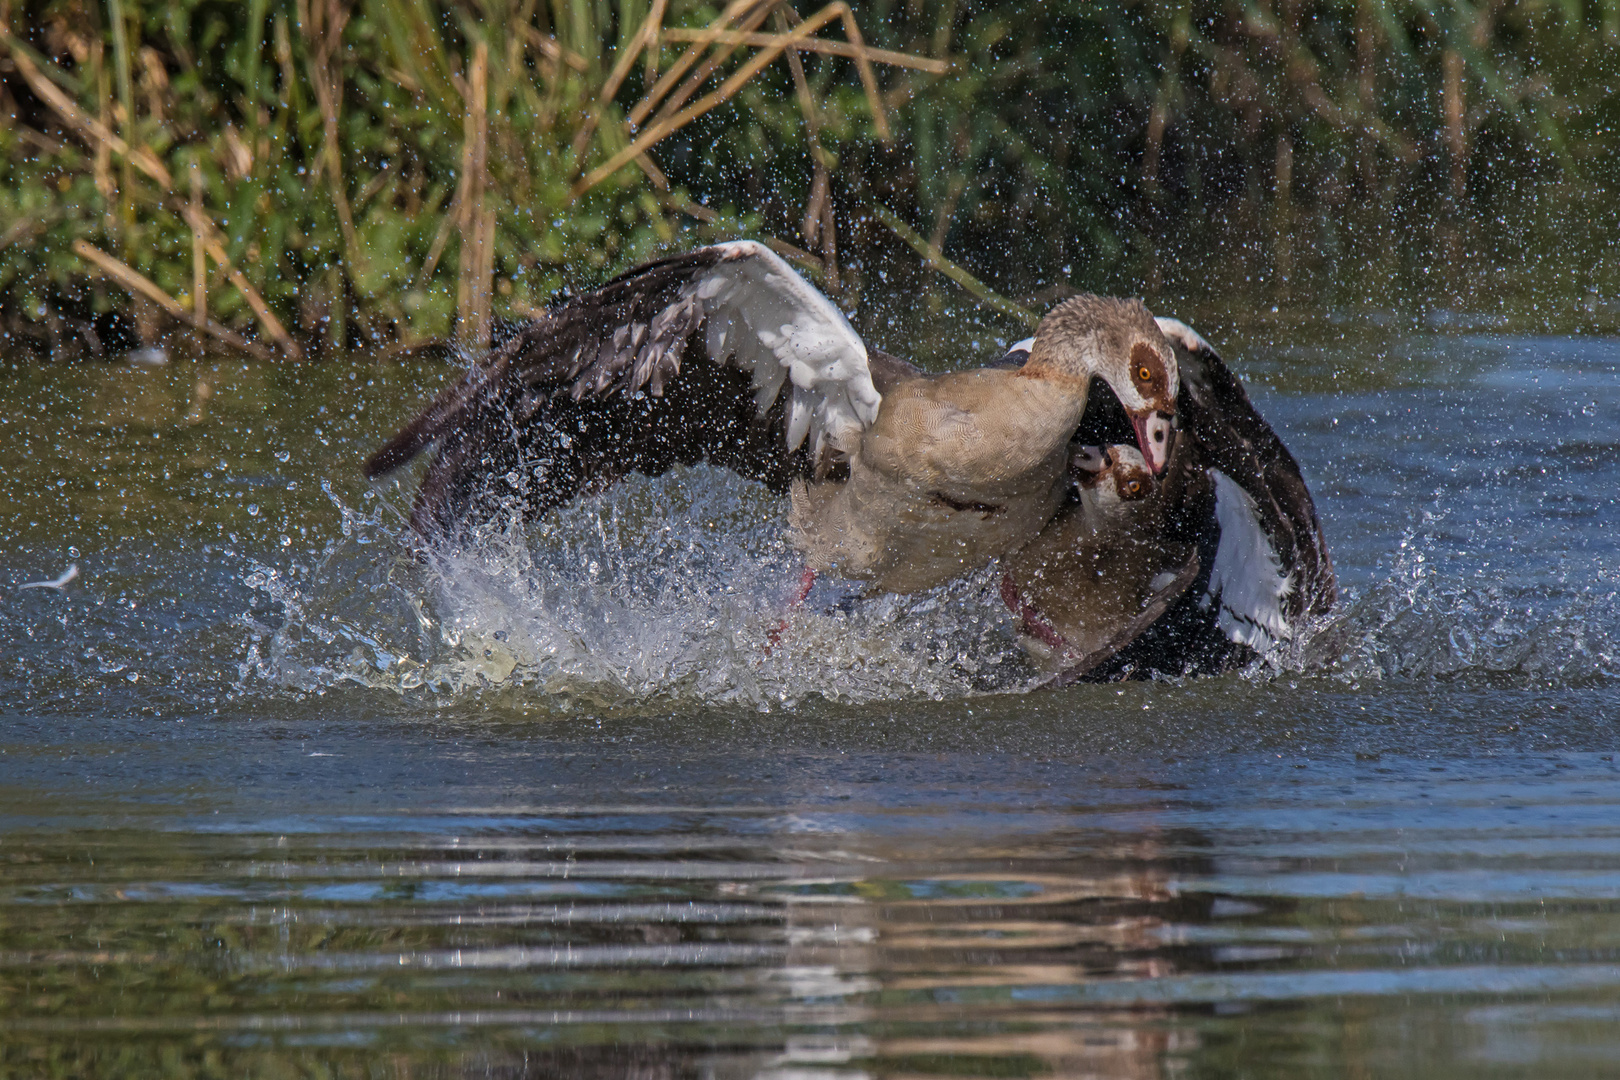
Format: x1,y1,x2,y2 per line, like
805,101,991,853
2,319,1618,1077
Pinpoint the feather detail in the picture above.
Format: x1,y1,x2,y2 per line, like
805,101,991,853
1208,469,1295,651
365,241,883,539
696,241,881,458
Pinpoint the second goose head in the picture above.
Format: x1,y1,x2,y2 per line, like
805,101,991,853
1024,295,1178,474
1071,443,1158,509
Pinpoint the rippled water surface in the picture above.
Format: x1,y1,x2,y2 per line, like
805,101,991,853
2,322,1618,1077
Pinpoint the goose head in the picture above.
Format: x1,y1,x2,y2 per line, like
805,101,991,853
1025,296,1178,474
1071,443,1157,511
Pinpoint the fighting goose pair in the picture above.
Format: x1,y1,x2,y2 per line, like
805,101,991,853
366,240,1334,681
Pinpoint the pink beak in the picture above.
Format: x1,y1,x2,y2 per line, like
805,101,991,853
1131,412,1174,475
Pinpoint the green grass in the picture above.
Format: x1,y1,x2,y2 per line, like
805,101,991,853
1,0,1617,360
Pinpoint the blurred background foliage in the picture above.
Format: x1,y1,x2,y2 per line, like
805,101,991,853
1,0,1617,361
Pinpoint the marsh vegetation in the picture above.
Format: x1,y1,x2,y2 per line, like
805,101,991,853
1,0,1617,360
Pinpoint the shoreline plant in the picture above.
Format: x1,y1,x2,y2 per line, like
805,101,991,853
0,1,1615,361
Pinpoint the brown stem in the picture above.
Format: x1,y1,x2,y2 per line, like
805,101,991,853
640,0,778,134
72,239,273,360
1442,48,1466,206
179,205,300,359
0,30,171,186
457,41,491,351
871,203,1037,328
570,0,666,163
628,0,764,130
1142,97,1167,190
774,7,830,248
297,0,364,279
1274,131,1293,291
0,23,296,356
1356,1,1377,191
91,41,114,202
189,165,206,320
928,174,966,253
577,4,846,198
820,187,839,291
659,28,947,73
832,3,889,143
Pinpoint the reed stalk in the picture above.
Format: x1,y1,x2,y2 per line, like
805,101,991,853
872,204,1037,329
456,38,491,350
0,0,1614,359
71,238,273,358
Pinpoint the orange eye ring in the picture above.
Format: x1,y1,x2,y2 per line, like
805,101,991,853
1136,365,1152,381
1125,480,1142,495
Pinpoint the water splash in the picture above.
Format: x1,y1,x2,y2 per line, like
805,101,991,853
241,467,1034,710
238,470,1620,709
1287,512,1620,687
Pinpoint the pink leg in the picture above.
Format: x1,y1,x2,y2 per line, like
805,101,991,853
765,568,817,652
791,567,816,606
1000,573,1068,652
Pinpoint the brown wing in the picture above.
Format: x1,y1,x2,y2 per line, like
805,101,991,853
365,243,882,541
1041,550,1201,687
1165,328,1336,618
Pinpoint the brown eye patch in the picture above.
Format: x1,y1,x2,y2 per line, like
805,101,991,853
1129,341,1169,404
1117,471,1153,500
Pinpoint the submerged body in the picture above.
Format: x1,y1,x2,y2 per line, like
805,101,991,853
1003,445,1198,669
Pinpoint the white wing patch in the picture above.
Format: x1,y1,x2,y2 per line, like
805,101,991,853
697,240,881,460
1001,336,1036,363
1154,316,1215,357
1207,469,1294,651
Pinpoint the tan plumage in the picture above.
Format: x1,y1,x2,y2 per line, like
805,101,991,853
784,297,1179,595
790,367,1089,593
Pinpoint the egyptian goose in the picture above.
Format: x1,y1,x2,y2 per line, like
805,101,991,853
1001,443,1200,675
365,241,1178,596
996,321,1336,681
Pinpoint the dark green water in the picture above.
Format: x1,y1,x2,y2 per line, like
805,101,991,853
2,320,1618,1077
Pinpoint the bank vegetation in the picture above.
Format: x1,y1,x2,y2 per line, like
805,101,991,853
1,0,1615,359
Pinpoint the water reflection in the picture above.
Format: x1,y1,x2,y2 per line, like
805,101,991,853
0,813,1198,1077
3,734,1619,1078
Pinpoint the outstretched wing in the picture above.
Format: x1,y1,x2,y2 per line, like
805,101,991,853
1206,469,1295,649
1155,317,1336,634
365,241,882,539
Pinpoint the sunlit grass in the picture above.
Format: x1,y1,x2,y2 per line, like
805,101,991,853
1,0,1616,360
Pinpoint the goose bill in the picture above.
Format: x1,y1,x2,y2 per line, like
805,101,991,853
1131,411,1174,474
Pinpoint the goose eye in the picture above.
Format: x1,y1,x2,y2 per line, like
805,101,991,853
1136,365,1152,382
1125,480,1141,495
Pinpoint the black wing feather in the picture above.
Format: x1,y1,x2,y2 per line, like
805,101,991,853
1171,338,1336,617
365,248,826,540
1080,332,1335,680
